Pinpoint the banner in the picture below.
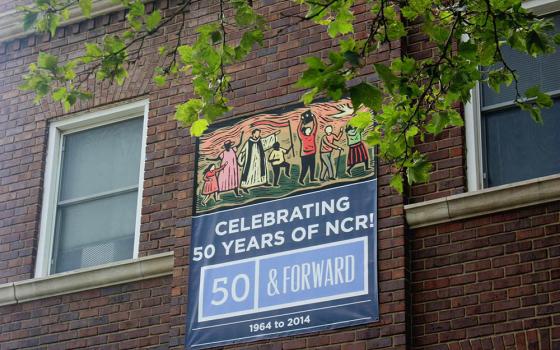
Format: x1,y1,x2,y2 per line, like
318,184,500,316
186,99,378,349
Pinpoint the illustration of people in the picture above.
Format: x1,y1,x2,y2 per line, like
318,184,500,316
238,128,278,192
319,125,343,180
205,137,243,197
345,124,370,176
201,162,227,206
268,141,293,186
297,110,318,185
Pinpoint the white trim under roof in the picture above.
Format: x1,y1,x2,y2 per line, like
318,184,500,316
0,0,128,43
0,0,558,43
523,0,560,15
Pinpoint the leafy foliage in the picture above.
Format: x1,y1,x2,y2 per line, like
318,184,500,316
294,0,556,192
18,0,559,192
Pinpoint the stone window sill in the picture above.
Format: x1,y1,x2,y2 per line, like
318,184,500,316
0,252,173,307
405,174,560,228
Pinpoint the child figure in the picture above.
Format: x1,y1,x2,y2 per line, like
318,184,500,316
201,162,227,206
268,142,292,186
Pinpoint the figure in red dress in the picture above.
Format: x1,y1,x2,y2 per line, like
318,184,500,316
201,162,227,206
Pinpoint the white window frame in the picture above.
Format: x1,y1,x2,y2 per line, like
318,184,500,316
35,100,149,277
465,0,560,191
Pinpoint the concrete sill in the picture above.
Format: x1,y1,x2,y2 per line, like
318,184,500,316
405,174,560,229
0,252,173,307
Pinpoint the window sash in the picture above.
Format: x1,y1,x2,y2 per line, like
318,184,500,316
57,184,139,207
466,8,560,190
481,89,560,113
35,100,149,277
51,190,139,273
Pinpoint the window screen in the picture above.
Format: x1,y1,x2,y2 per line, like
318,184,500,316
52,117,143,273
480,14,560,187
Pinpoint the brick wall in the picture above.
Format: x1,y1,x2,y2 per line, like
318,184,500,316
0,0,410,349
404,18,466,204
411,202,560,350
0,276,171,349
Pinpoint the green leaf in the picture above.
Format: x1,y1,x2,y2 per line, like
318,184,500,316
79,0,92,17
304,57,325,70
295,68,324,89
153,75,166,86
23,12,38,31
426,111,450,135
301,87,318,105
526,29,550,57
37,52,58,71
178,45,194,63
365,130,381,146
525,85,553,108
52,87,66,101
395,57,416,75
448,110,464,127
479,42,496,66
60,8,70,20
374,63,397,92
235,5,256,26
344,51,361,67
487,68,513,93
400,6,418,20
146,10,161,32
405,125,419,139
129,0,145,17
191,119,210,136
458,41,477,60
210,30,222,44
203,103,230,121
349,111,372,129
390,173,404,193
340,38,356,52
349,82,382,111
114,67,128,85
519,102,543,123
48,15,60,37
129,18,142,31
327,16,354,38
64,68,76,80
175,99,203,124
406,158,431,184
122,31,134,40
66,93,77,106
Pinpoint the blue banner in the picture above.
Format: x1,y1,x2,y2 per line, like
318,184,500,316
186,178,378,349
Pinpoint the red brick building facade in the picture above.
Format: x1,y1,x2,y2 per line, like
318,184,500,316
0,0,558,349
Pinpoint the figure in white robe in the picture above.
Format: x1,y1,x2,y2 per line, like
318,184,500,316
238,129,277,190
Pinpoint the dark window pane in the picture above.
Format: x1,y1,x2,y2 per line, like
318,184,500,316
482,15,560,107
483,99,560,187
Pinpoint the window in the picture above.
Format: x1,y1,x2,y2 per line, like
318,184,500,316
36,100,148,277
466,7,560,190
